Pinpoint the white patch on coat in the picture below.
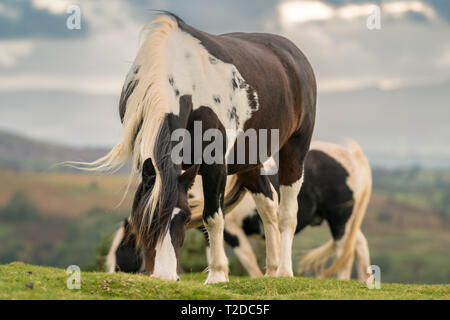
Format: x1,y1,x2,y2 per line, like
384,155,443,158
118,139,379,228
152,207,181,281
105,224,125,273
204,210,229,284
249,185,280,276
276,176,304,277
162,24,259,152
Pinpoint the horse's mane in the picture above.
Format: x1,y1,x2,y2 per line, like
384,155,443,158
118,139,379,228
65,14,180,248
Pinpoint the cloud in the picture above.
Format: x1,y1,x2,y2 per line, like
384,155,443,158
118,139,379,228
31,0,73,15
275,0,450,93
0,0,87,39
0,40,34,67
279,0,436,28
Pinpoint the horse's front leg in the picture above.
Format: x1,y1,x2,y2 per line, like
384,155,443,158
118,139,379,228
202,164,229,284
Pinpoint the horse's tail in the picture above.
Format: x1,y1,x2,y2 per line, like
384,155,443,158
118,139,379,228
187,175,243,228
299,141,372,278
297,239,335,276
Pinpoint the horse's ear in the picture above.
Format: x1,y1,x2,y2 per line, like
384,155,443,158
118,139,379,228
179,164,200,191
142,158,156,182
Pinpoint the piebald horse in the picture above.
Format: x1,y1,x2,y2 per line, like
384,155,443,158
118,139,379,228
87,13,316,283
201,141,372,280
107,141,371,281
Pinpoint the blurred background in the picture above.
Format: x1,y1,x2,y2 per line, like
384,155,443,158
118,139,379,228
0,0,449,284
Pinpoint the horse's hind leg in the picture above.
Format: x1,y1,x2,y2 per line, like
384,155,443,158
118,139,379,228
224,215,264,278
276,135,310,277
334,238,355,280
239,171,280,276
355,230,371,281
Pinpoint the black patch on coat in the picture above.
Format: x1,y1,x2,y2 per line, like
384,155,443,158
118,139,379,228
224,230,239,247
242,211,263,237
228,106,239,127
231,77,238,90
213,95,221,104
209,56,217,64
246,86,258,110
115,220,143,273
119,79,139,123
116,241,143,273
168,76,174,86
295,150,354,240
198,226,209,247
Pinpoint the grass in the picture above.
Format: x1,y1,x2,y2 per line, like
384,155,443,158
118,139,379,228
1,263,449,300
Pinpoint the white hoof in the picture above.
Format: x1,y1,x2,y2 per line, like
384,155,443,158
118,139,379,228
151,272,179,281
204,270,228,284
265,268,278,277
275,267,294,277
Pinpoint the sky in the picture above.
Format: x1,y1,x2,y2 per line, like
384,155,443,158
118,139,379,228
1,0,449,167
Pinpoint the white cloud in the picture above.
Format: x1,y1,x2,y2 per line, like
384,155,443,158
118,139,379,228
383,1,435,19
279,0,436,29
275,0,450,93
0,40,35,67
31,0,73,15
279,1,334,25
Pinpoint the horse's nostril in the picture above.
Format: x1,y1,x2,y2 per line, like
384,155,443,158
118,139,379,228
177,277,180,281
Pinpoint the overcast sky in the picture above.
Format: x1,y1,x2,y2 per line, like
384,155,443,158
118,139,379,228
1,0,449,167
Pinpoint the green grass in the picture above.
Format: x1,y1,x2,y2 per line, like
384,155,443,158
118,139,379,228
1,263,449,300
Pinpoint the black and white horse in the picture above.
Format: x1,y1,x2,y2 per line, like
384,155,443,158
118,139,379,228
107,141,371,281
79,12,316,283
206,141,372,280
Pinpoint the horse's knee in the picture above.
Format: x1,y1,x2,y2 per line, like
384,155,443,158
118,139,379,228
203,211,225,231
278,201,298,233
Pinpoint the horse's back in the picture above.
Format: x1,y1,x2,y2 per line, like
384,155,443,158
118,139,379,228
177,18,316,137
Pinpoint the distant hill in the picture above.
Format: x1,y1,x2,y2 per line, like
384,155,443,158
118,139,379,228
0,130,109,172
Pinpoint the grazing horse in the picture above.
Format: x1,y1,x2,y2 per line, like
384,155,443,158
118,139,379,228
107,141,371,281
85,12,316,283
204,141,373,280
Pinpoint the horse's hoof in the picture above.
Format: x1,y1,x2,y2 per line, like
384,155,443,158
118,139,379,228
204,271,228,284
264,269,278,277
275,268,294,277
151,272,179,281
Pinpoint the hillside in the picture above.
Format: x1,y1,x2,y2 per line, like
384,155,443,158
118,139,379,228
1,263,448,300
0,169,449,283
0,170,133,217
0,130,108,171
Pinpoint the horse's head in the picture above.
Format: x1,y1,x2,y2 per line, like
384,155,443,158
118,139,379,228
113,219,144,273
132,158,199,280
